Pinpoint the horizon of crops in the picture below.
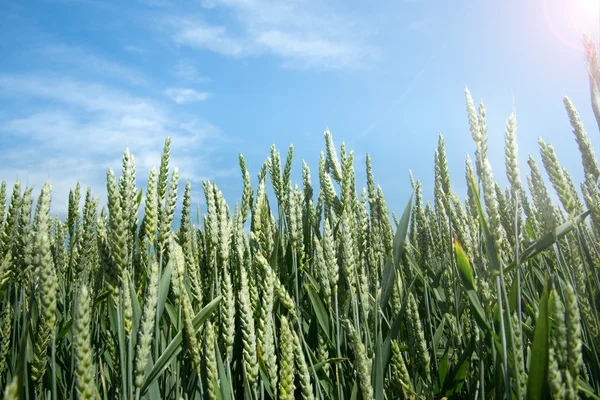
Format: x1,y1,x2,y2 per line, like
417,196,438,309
2,38,600,400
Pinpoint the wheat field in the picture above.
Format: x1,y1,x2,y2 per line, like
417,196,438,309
2,37,600,400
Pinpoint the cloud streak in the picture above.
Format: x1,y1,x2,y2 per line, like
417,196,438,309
164,87,210,104
36,44,147,85
174,60,210,82
166,0,376,69
172,21,247,56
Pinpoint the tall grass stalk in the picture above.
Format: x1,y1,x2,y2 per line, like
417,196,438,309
2,41,600,399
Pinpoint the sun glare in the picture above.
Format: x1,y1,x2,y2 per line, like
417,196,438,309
543,0,600,51
573,0,599,30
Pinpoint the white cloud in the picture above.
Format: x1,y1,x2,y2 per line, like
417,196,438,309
124,45,147,54
172,21,247,56
256,30,361,68
137,0,172,6
37,44,146,85
174,60,210,82
164,87,210,104
0,74,226,215
167,0,375,69
0,75,156,115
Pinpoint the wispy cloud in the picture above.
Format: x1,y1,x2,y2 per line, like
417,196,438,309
0,74,226,215
255,30,362,68
137,0,172,6
0,74,155,114
124,45,147,54
166,0,376,69
36,44,146,85
174,60,210,82
409,18,431,32
172,21,247,56
164,87,210,104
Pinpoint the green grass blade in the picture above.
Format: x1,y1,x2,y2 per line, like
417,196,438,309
373,322,383,400
13,289,32,399
130,278,142,344
382,272,418,370
466,290,492,334
56,291,109,341
505,210,591,273
140,295,221,394
526,276,551,400
306,283,331,343
216,344,233,400
257,350,275,398
442,335,474,397
312,357,347,372
438,346,450,390
156,258,172,323
578,378,600,400
454,236,476,291
393,192,413,268
467,172,501,271
381,193,413,311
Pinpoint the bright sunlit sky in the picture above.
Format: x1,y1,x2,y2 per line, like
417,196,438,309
1,0,600,217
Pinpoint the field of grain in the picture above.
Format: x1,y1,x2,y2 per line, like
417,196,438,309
2,37,600,400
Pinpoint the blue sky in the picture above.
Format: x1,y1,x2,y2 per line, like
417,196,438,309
1,0,599,218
